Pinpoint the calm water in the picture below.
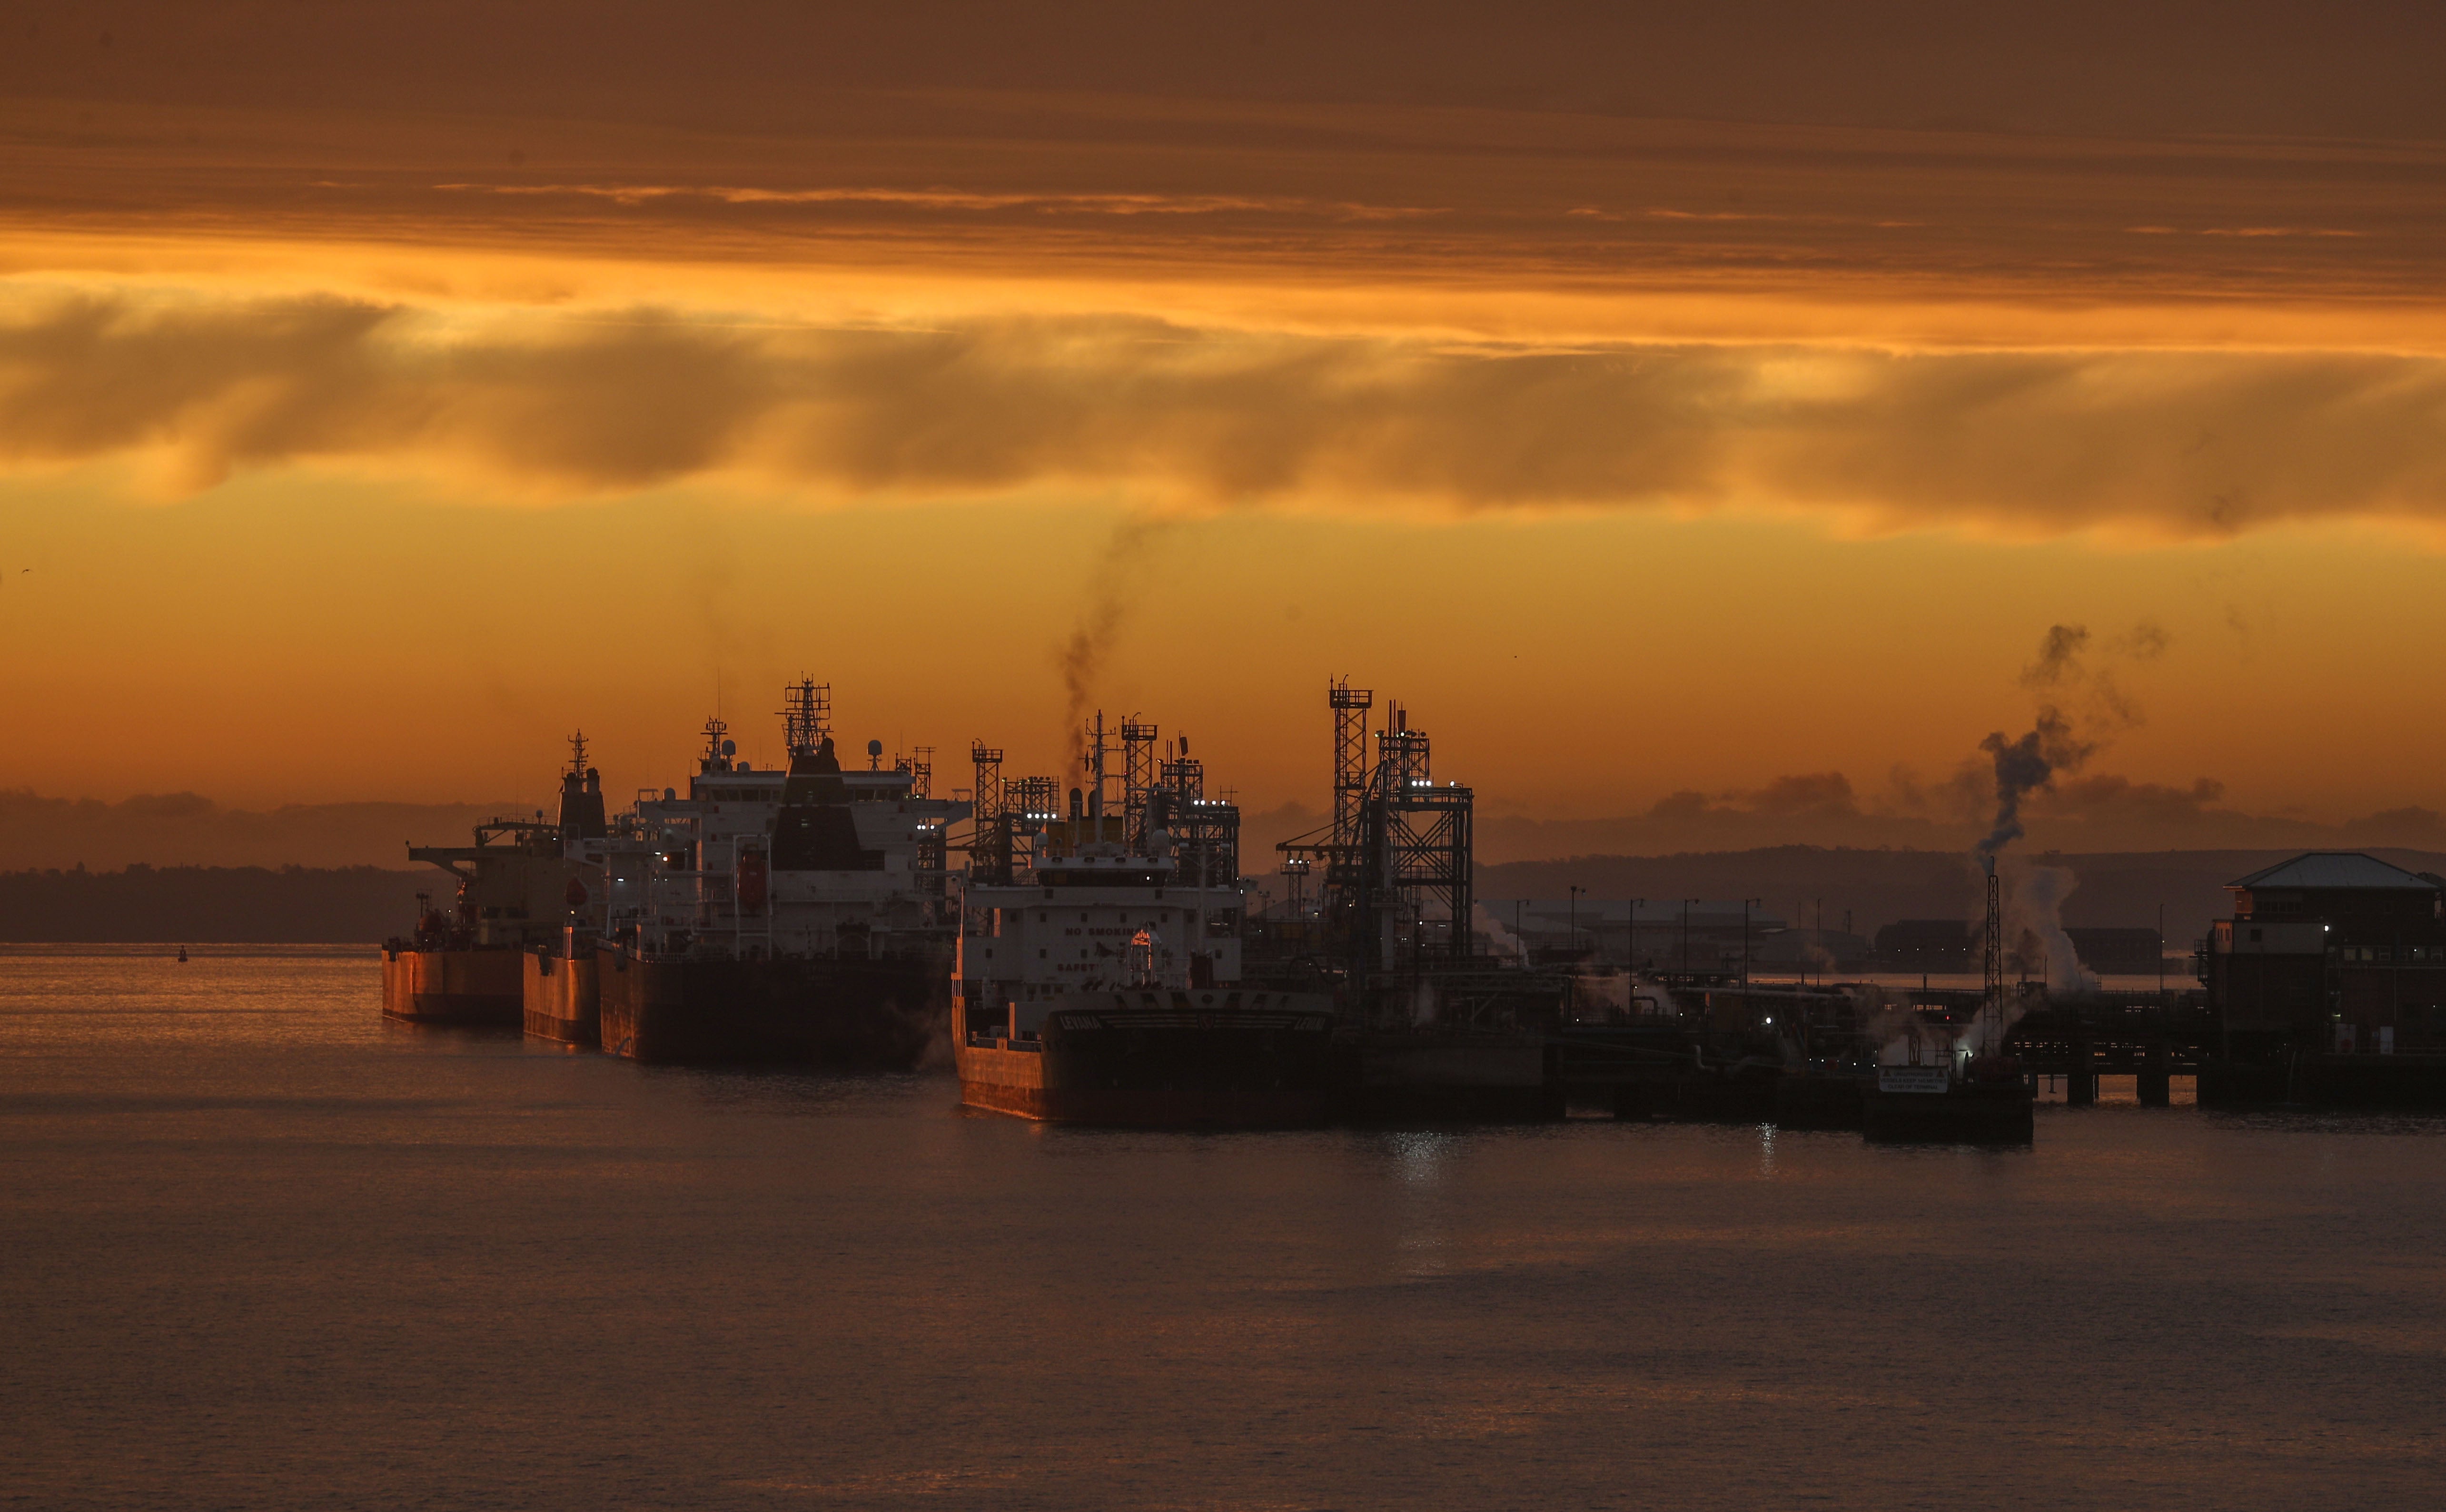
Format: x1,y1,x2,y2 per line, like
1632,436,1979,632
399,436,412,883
6,947,2444,1511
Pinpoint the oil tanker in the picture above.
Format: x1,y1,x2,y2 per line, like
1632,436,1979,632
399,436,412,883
383,792,587,1028
591,680,967,1067
954,715,1338,1126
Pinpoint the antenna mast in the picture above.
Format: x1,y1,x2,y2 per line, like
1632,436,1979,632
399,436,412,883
781,677,832,758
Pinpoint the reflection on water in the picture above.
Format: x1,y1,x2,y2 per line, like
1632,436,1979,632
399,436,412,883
7,949,2446,1511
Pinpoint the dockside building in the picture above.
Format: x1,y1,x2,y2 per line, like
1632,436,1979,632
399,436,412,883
2203,852,2446,1057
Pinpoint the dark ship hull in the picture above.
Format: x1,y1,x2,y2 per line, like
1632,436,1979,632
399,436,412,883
957,992,1338,1127
381,946,523,1028
1863,1080,2035,1143
523,947,601,1046
597,946,948,1067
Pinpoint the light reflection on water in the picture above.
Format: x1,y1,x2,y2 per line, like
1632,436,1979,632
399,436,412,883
6,949,2446,1511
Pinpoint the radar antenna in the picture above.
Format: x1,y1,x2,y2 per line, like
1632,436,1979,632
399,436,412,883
780,677,832,758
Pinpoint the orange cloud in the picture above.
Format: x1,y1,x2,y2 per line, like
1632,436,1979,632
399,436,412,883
8,288,2446,538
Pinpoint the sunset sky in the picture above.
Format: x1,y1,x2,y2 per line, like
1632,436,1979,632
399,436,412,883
5,2,2445,858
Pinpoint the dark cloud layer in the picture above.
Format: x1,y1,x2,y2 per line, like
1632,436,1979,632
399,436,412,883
7,14,2446,318
7,292,2446,534
14,2,2446,141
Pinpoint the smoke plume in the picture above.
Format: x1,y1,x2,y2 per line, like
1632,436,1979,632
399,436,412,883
1057,518,1174,763
1975,708,2096,859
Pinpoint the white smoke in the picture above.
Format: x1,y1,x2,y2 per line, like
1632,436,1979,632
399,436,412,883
1471,902,1527,963
2011,864,2096,997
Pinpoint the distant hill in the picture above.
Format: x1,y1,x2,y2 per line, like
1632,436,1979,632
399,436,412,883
0,866,429,943
1476,846,2446,949
0,790,520,871
11,846,2442,946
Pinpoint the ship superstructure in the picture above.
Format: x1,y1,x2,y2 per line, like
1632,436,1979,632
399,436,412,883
954,713,1336,1125
593,678,968,1065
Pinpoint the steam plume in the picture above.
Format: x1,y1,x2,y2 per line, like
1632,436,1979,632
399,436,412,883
2012,866,2097,995
1966,620,2166,1017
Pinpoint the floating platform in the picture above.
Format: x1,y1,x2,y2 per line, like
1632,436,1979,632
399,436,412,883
1863,1066,2034,1144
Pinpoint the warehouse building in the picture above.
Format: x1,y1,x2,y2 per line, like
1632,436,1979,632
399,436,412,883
2204,852,2446,1056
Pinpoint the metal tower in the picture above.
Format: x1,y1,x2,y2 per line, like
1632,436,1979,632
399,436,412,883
1121,719,1159,845
1982,854,2005,1050
780,678,832,758
1330,679,1374,841
969,740,1007,882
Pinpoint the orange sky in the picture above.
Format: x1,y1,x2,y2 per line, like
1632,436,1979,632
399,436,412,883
5,2,2445,855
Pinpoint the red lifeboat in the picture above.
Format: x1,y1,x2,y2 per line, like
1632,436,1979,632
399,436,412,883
737,849,769,913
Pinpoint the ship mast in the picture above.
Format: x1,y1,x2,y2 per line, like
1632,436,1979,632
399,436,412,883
566,730,589,781
1081,710,1114,817
781,677,832,759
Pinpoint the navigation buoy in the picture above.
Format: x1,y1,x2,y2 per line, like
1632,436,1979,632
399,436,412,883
177,946,188,963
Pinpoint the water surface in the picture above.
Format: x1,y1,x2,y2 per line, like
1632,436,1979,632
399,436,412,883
5,947,2441,1510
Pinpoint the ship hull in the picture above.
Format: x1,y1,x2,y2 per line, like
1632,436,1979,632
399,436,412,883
597,947,946,1067
381,947,523,1028
957,993,1337,1127
522,948,601,1047
1863,1082,2035,1144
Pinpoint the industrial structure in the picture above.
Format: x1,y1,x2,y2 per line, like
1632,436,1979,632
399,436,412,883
1277,680,1474,978
2200,851,2446,1103
394,681,2446,1131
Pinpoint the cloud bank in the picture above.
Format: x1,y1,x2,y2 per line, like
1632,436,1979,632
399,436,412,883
7,291,2446,535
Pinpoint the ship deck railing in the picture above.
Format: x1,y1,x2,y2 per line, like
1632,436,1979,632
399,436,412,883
967,1034,1044,1053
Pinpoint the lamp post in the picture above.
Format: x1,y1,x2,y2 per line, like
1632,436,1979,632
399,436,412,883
1742,898,1761,1006
1682,899,1697,978
1629,897,1645,970
1569,885,1585,961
